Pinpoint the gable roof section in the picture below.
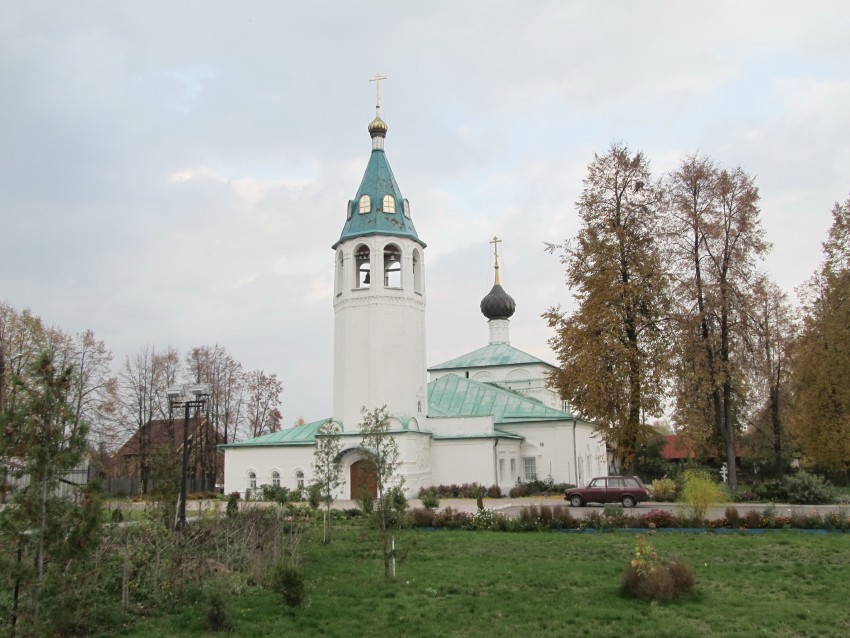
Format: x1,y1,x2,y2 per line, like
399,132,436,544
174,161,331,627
427,374,572,423
114,418,214,457
428,343,553,371
220,418,338,448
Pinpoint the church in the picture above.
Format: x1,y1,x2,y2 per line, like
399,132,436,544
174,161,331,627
221,98,607,499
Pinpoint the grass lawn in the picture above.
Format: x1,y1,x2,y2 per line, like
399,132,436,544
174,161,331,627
103,524,850,638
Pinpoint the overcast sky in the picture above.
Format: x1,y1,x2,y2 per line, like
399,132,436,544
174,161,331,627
2,1,849,428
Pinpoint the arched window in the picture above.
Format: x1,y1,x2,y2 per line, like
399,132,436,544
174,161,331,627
248,471,257,489
412,249,422,294
355,245,371,288
359,194,371,214
403,198,410,218
271,470,280,487
383,195,395,213
295,470,305,490
384,244,401,288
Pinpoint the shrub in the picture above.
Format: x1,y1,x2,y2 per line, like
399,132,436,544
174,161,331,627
551,505,577,529
724,506,741,527
388,486,409,513
420,490,440,510
258,483,291,505
411,507,436,527
433,507,473,529
226,492,240,518
742,510,763,528
681,469,725,521
650,477,677,502
508,485,527,498
206,584,234,632
784,471,835,505
270,563,306,608
307,483,322,509
622,534,695,602
639,509,677,528
487,484,502,498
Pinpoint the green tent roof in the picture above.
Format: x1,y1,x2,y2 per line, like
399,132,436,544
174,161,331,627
333,148,424,249
427,374,573,423
428,343,552,371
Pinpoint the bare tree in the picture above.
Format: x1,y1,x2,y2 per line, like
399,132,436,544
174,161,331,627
243,370,282,439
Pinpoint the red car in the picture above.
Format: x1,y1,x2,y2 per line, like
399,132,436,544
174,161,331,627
564,476,649,508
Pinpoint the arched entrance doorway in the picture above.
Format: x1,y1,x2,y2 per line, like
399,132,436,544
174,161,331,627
350,459,377,500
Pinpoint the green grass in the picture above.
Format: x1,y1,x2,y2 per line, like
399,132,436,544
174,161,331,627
102,525,850,638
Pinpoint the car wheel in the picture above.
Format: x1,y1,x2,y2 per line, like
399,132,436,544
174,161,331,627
569,495,584,508
621,495,636,508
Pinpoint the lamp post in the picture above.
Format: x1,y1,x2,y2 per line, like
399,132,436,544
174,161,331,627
167,383,210,531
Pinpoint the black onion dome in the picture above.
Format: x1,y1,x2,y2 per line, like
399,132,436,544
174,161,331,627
480,284,516,320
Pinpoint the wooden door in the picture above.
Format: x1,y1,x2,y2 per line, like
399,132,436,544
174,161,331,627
350,460,377,500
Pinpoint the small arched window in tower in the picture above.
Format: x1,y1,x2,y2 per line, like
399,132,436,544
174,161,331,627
383,195,395,214
295,470,305,490
417,400,421,413
412,248,422,294
359,194,371,214
384,244,402,288
355,245,371,288
403,198,410,218
347,200,353,220
271,470,280,487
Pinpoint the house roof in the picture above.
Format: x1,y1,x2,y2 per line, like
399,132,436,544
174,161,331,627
219,418,338,448
428,343,553,372
427,374,573,423
113,417,214,457
661,435,696,460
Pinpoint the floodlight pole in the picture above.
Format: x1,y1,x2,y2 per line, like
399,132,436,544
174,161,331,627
168,384,209,531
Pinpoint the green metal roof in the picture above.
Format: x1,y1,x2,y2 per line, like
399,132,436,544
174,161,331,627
219,418,339,448
333,149,424,249
428,343,552,371
427,374,573,423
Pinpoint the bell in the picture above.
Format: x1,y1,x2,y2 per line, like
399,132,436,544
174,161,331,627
363,272,370,284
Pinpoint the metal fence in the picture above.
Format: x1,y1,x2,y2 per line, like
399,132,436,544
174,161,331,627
1,462,219,503
1,462,93,504
100,475,218,497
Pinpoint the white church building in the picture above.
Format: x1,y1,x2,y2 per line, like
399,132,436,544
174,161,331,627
221,102,607,499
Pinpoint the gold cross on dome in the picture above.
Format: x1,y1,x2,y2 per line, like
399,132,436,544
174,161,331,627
369,74,388,107
490,236,502,285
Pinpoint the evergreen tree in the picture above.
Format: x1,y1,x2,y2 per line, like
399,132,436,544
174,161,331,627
0,351,102,628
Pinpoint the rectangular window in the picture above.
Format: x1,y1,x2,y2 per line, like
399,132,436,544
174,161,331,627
499,459,505,482
510,459,516,480
523,457,537,482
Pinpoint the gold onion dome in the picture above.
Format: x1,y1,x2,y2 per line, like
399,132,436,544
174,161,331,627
368,108,388,137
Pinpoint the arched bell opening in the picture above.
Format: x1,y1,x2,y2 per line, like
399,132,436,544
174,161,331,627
384,244,402,288
355,244,371,288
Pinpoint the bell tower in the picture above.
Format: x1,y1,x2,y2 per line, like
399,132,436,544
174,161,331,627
331,85,428,430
